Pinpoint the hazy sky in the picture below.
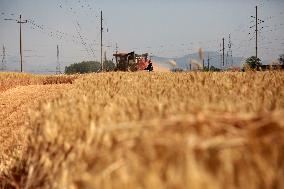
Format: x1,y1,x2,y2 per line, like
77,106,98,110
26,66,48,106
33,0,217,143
0,0,283,73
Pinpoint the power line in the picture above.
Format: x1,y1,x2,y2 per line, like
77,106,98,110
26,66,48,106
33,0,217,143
74,21,94,60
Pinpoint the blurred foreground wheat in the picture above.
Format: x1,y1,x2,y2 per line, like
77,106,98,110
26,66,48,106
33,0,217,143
1,71,284,189
0,72,78,186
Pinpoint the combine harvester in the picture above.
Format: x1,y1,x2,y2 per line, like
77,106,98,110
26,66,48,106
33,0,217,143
113,52,152,72
113,51,170,72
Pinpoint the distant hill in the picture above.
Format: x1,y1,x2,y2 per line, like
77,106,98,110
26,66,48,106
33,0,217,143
152,51,245,70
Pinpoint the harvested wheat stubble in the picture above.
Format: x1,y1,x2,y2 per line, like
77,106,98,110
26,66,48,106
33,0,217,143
2,71,284,189
0,72,77,93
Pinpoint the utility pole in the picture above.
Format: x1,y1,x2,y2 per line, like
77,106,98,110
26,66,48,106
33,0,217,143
222,38,225,69
56,45,61,74
219,43,222,68
250,6,264,61
1,45,6,71
104,51,107,62
189,56,192,71
100,11,103,71
226,51,228,67
207,53,210,71
18,15,27,72
256,6,258,60
115,43,118,65
228,33,233,67
203,59,205,70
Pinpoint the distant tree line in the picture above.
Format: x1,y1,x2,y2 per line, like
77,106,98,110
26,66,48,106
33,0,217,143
65,61,115,74
65,54,284,74
244,54,284,71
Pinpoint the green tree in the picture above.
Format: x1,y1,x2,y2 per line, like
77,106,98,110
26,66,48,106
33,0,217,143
65,60,116,74
245,56,262,70
208,66,221,72
65,61,101,74
103,60,116,71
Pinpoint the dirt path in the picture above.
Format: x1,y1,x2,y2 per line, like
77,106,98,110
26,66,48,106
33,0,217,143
0,84,69,173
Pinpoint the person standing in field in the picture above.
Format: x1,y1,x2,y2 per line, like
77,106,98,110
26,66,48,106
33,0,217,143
145,60,153,72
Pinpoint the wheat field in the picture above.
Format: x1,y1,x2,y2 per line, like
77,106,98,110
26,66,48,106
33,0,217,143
1,71,284,189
